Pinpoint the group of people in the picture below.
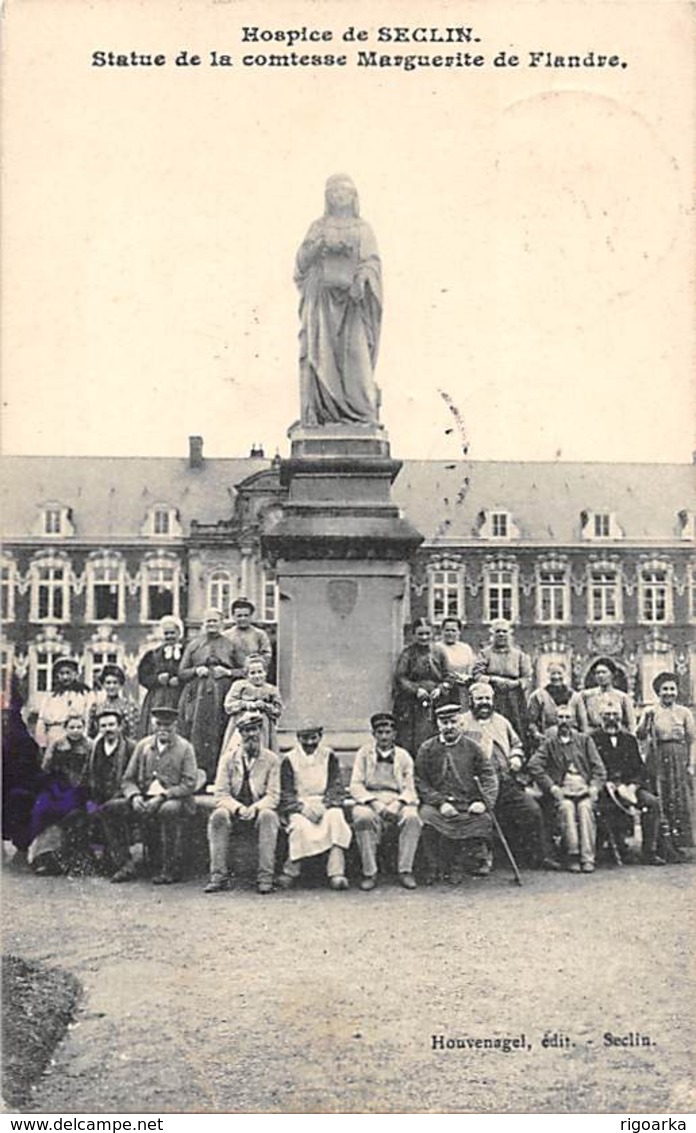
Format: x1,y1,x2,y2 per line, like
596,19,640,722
392,617,694,877
2,612,694,894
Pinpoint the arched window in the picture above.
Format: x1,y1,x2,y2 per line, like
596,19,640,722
29,554,71,623
207,570,234,619
86,553,125,622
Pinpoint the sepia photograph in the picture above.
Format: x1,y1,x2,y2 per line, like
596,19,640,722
1,0,694,1117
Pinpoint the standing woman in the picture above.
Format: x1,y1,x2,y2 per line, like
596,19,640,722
177,608,238,783
88,664,140,739
472,620,533,750
393,618,453,757
637,672,694,860
137,615,184,738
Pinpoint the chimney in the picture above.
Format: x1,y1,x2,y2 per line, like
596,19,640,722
189,435,204,468
249,443,265,458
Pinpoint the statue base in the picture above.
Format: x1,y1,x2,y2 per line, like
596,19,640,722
263,423,423,761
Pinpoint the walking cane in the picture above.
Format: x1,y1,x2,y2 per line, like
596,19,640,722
473,775,523,887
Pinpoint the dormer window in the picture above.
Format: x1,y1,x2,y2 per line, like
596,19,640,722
33,503,75,538
141,505,182,539
153,507,171,536
581,511,623,541
477,509,519,541
44,508,62,535
491,512,509,538
593,513,611,538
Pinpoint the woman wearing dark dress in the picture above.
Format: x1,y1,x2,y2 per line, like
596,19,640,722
393,619,454,757
137,615,184,739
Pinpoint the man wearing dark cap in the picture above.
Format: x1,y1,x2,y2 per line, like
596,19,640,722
415,702,498,881
120,706,198,884
224,597,273,680
205,709,280,895
350,712,421,890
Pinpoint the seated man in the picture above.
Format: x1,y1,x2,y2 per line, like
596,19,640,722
83,706,135,879
279,723,352,891
205,709,280,895
460,682,559,870
415,702,498,881
528,703,606,874
121,705,198,885
592,697,664,866
350,711,421,891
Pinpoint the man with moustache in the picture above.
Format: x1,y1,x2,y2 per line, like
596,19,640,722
529,703,606,873
415,702,497,880
350,711,421,891
121,705,198,885
460,682,559,871
592,697,664,866
83,706,136,879
205,709,280,895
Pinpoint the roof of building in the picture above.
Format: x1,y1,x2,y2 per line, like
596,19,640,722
391,460,695,544
1,454,693,545
0,455,270,540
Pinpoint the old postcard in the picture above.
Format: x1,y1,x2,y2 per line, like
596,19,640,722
1,0,694,1117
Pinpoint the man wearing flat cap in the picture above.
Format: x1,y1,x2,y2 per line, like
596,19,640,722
205,709,281,895
350,712,421,890
224,597,273,680
415,702,498,881
120,705,198,884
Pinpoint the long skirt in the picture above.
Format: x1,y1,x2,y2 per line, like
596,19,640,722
647,739,693,849
287,803,352,862
492,686,529,754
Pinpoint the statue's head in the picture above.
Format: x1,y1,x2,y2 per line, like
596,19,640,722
325,174,359,217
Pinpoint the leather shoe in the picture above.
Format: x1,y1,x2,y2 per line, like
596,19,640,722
643,853,666,866
581,862,595,873
111,864,136,884
399,872,417,890
541,857,562,872
329,875,349,891
360,876,377,891
257,879,273,895
276,873,295,890
567,858,581,873
204,876,230,893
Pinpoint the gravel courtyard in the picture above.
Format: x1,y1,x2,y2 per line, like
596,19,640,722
3,858,694,1114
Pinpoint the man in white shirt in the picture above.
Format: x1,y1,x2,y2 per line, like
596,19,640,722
350,712,421,891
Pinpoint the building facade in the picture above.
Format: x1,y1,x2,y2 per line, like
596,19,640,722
2,439,694,717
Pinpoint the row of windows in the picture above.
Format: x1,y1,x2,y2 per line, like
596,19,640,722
0,561,278,626
428,561,695,626
36,505,179,538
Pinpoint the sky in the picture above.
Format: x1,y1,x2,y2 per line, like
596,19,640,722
2,0,694,465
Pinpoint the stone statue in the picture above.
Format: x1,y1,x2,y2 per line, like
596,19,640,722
295,175,382,427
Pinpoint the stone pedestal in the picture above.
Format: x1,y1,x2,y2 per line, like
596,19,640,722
262,424,423,759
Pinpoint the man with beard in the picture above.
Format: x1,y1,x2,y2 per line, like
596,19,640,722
593,697,664,866
460,682,559,871
415,702,497,881
529,703,606,873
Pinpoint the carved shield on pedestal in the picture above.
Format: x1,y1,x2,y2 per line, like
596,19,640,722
327,578,358,618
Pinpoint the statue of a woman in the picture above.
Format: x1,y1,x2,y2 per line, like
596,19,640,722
295,175,382,427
